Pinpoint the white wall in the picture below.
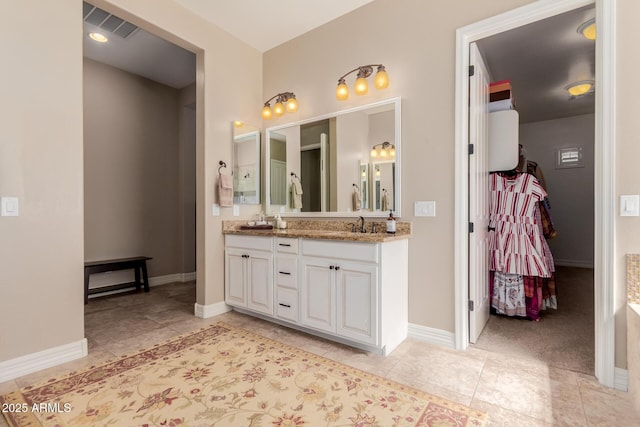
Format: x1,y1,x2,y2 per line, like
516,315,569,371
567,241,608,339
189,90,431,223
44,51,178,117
520,114,595,268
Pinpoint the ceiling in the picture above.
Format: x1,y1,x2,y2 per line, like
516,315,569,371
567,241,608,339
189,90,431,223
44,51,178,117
83,1,595,123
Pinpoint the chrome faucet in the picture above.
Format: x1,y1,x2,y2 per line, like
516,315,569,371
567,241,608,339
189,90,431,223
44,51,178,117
358,216,366,233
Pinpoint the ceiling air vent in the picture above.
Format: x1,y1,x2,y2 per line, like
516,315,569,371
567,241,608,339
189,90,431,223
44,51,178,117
83,2,138,39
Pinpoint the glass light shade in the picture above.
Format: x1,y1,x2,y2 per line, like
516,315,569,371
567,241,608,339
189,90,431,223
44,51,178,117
261,105,272,120
376,169,380,177
374,69,389,89
390,147,396,156
233,120,244,127
89,32,108,43
380,148,388,157
370,148,377,157
361,171,366,177
286,97,298,113
566,82,592,96
336,82,349,100
273,101,285,116
355,77,368,95
578,18,596,40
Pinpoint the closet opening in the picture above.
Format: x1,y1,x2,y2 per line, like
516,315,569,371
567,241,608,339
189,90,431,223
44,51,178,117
471,4,596,375
452,0,619,385
82,1,198,342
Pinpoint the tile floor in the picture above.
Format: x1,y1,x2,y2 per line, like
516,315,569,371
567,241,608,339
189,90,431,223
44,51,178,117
1,282,638,426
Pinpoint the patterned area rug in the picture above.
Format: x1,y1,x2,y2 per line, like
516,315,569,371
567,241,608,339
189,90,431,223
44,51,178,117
1,323,487,426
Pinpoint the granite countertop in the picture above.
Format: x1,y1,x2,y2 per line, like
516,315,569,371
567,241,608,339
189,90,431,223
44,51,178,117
223,219,412,243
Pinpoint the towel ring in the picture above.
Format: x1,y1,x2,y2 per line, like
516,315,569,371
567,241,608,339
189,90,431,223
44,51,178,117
218,160,227,175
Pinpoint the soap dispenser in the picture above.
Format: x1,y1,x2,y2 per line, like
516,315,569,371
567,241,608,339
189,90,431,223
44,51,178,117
386,210,396,234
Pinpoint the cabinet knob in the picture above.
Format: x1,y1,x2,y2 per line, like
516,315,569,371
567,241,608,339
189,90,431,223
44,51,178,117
335,265,341,270
329,265,335,270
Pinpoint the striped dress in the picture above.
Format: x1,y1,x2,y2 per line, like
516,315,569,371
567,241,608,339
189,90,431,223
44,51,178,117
489,173,552,278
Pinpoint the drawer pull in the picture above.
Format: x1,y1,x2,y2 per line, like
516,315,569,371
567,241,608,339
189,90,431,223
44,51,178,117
278,303,291,308
279,243,291,247
278,271,291,275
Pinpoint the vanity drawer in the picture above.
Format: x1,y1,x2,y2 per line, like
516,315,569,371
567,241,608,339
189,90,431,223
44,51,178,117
276,237,298,254
226,234,272,251
275,287,298,322
276,255,298,289
301,239,378,263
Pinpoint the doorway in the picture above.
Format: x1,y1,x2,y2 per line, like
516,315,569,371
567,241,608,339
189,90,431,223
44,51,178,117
454,0,617,388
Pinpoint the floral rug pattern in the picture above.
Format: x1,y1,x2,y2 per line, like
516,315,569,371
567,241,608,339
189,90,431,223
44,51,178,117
1,323,487,426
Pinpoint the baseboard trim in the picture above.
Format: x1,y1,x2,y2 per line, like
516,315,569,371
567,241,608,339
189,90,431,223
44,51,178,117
0,339,88,383
614,367,628,391
554,259,594,269
194,301,231,319
88,271,196,299
408,323,456,349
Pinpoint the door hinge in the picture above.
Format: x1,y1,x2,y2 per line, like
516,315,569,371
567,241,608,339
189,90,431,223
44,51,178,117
468,143,474,155
469,65,475,77
468,222,474,233
468,300,474,311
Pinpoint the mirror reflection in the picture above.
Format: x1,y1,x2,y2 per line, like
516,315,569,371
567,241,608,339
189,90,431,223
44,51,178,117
232,122,260,204
265,97,401,216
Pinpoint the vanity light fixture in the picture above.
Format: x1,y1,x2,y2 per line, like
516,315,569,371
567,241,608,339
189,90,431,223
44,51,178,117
565,80,594,97
370,141,395,158
336,64,389,101
577,17,596,40
262,92,298,120
89,32,108,43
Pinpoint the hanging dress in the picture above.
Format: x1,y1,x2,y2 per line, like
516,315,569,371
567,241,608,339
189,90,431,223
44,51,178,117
489,172,552,278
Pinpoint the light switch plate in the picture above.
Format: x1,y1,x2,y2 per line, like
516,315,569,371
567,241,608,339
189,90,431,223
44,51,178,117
620,195,640,216
212,203,220,217
415,201,436,217
1,197,19,217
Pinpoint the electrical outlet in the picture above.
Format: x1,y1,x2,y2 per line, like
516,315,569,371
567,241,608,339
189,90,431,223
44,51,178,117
212,204,220,216
1,197,19,217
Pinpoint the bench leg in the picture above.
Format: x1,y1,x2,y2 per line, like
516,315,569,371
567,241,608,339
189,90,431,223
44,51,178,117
142,261,150,293
134,267,141,291
84,269,90,304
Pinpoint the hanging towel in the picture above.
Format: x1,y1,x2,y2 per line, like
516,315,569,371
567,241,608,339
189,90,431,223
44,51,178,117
352,188,361,211
381,191,389,212
291,176,303,209
218,173,233,207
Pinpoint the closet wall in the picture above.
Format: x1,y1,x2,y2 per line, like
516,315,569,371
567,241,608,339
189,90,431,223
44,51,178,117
520,113,595,268
84,58,195,288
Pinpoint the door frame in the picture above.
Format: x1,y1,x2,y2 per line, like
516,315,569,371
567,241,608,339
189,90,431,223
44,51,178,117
453,0,617,388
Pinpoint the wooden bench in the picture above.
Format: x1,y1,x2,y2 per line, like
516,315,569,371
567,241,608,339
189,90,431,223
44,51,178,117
84,256,152,304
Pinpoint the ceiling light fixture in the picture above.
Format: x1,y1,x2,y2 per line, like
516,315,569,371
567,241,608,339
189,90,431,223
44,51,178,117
262,92,298,120
565,80,594,97
336,64,389,101
577,18,596,40
89,32,108,43
370,141,395,158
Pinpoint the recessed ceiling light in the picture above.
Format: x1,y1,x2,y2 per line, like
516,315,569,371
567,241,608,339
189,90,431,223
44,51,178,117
577,18,596,40
89,32,108,43
565,80,594,97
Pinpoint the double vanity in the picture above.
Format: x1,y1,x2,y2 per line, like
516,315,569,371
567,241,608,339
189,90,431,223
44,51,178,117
223,219,411,355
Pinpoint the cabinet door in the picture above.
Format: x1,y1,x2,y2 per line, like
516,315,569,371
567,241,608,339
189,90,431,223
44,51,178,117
247,250,273,315
225,249,247,308
300,257,335,333
336,262,378,345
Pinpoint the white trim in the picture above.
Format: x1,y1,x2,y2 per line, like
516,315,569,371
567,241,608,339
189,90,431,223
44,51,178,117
554,259,594,269
454,0,616,388
407,323,456,349
0,339,88,383
614,367,628,391
87,272,197,299
194,301,232,318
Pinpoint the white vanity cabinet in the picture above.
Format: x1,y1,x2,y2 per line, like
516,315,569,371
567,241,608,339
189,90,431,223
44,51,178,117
224,235,273,316
224,233,408,355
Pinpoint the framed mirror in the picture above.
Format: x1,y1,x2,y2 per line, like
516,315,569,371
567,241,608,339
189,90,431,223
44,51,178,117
232,122,260,204
265,97,401,216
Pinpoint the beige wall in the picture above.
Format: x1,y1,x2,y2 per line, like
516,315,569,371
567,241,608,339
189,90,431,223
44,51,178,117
0,0,262,363
84,58,181,281
264,0,534,334
0,0,85,361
